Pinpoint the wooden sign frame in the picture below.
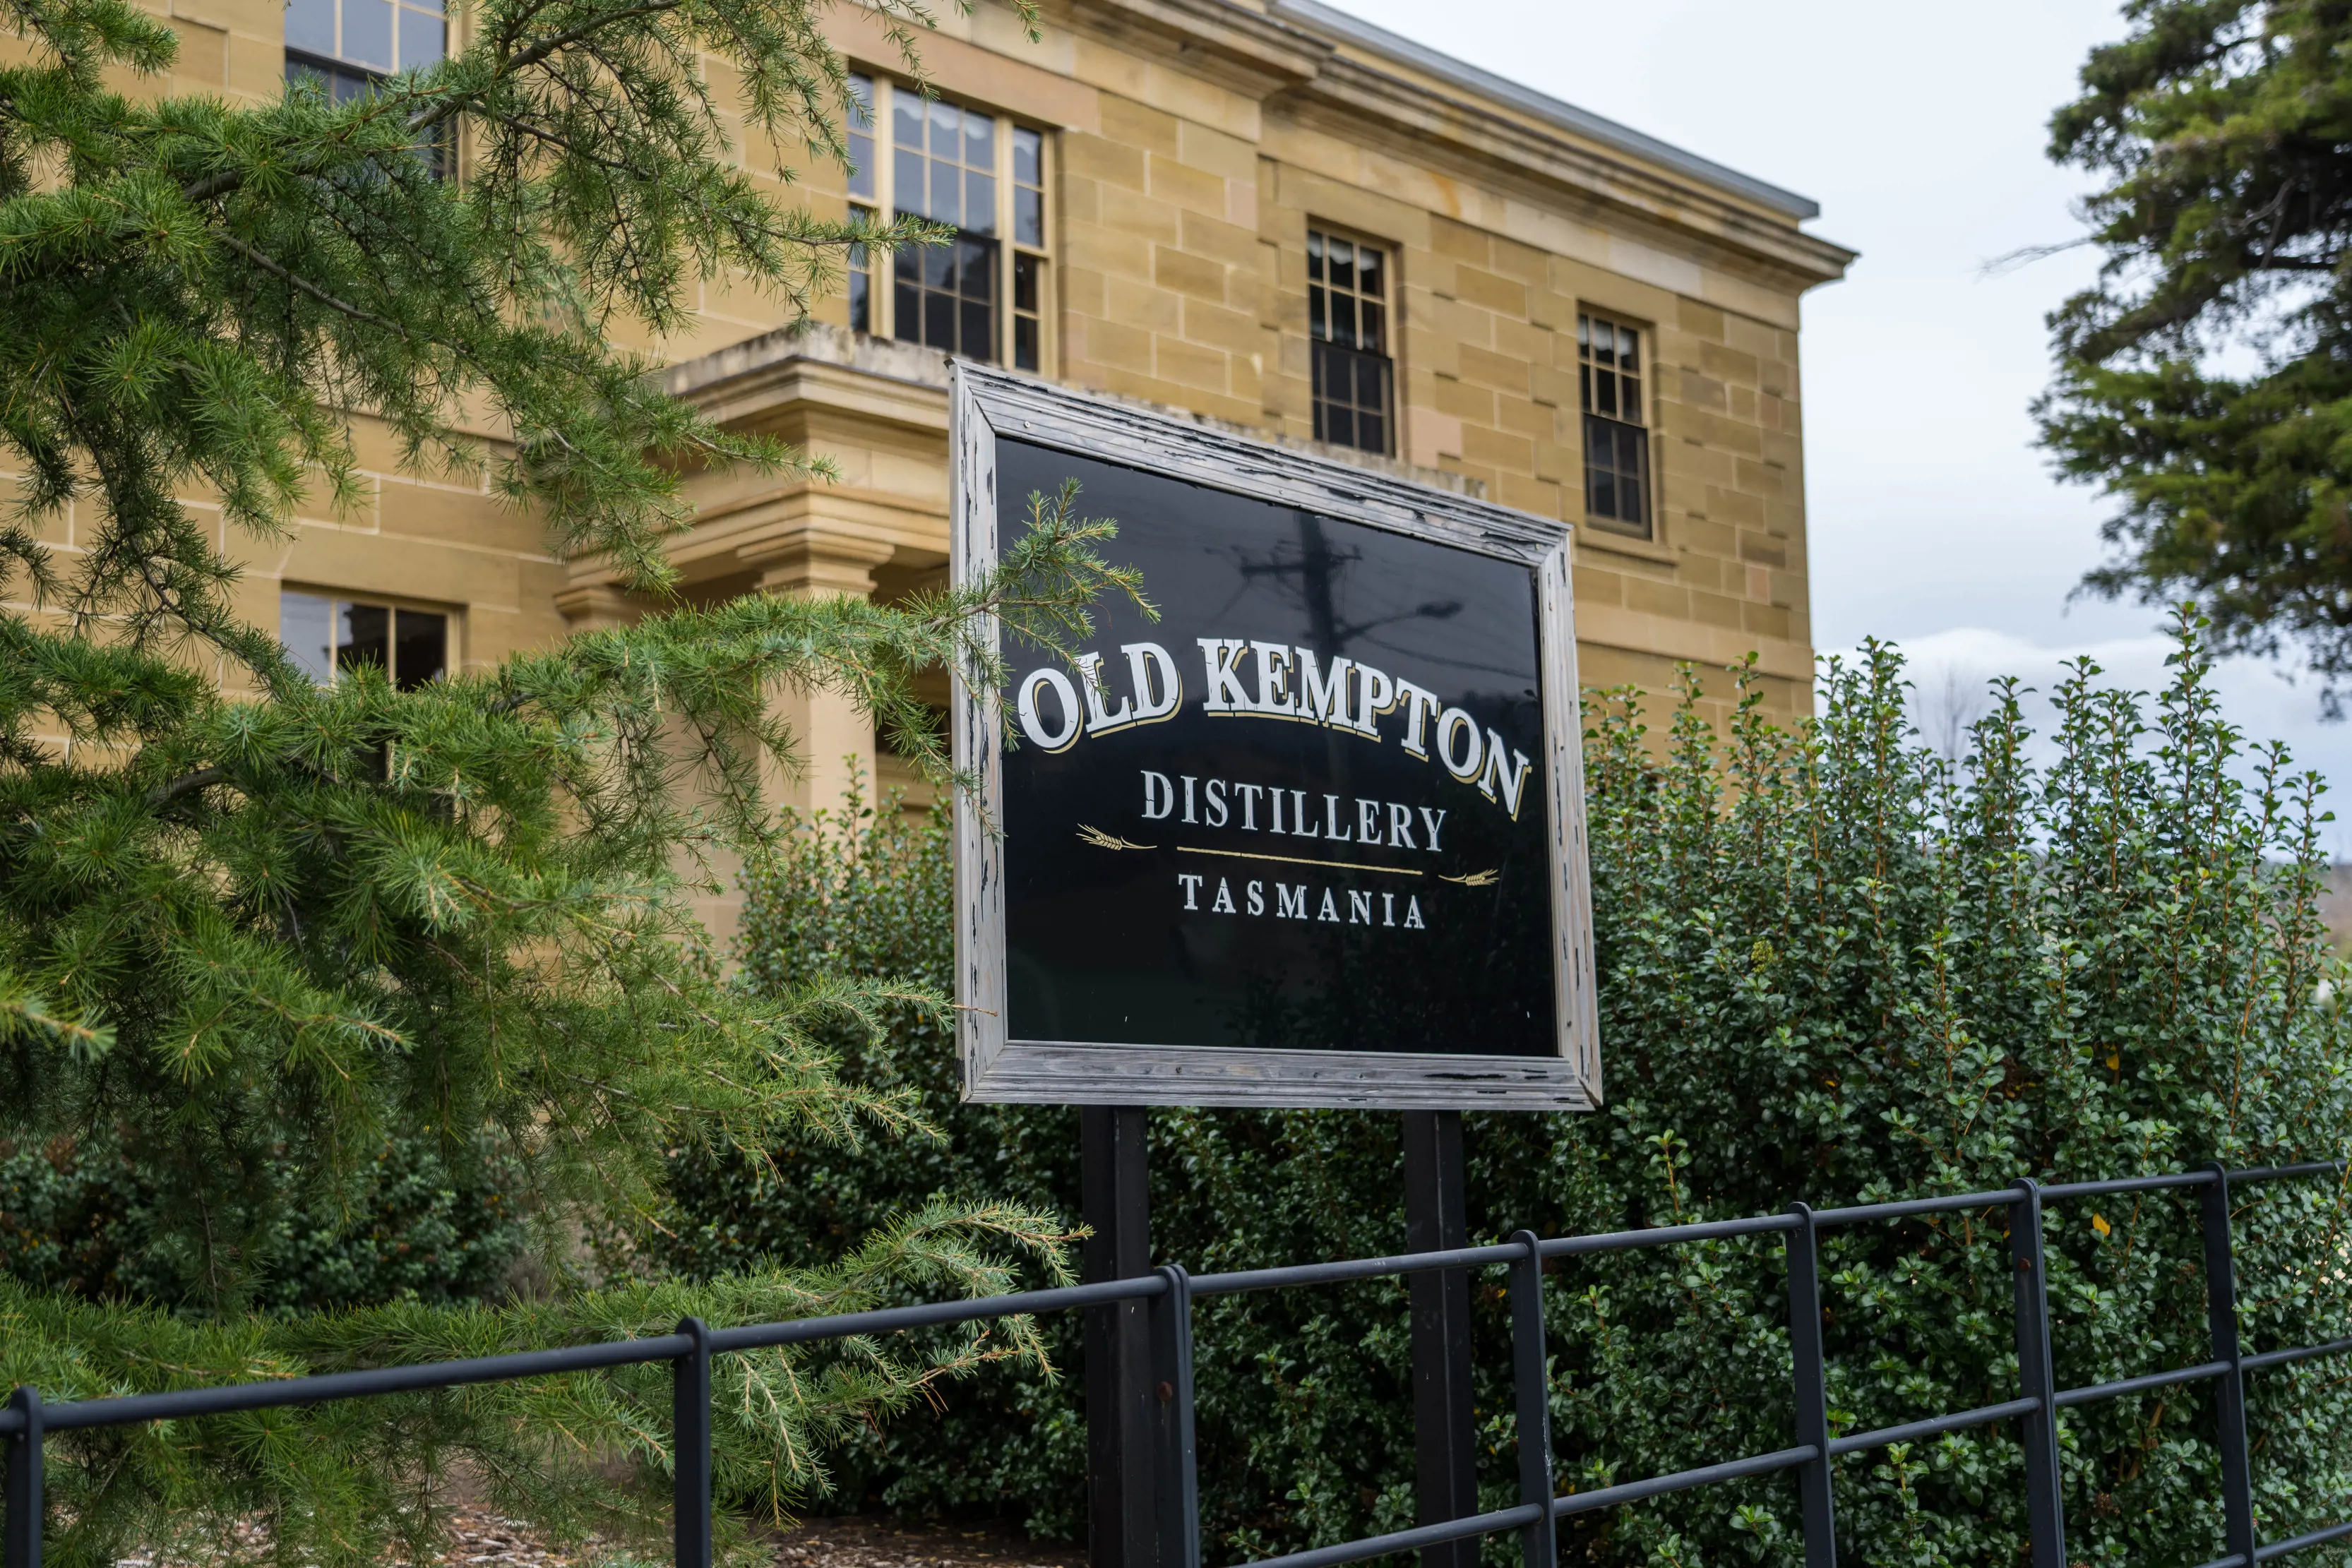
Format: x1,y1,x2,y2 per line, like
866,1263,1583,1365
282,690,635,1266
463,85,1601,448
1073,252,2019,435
950,364,1599,1110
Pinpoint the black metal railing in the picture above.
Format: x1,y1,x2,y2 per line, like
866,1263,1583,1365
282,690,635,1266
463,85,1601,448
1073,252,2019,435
5,1160,2348,1568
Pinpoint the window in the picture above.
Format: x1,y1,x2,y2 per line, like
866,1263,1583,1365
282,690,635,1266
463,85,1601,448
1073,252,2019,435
841,73,1049,371
286,0,447,177
1578,311,1652,536
281,591,448,689
286,0,443,88
846,77,876,334
1308,229,1394,456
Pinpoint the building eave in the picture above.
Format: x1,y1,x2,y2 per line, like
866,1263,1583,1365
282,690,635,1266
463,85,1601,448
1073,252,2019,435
1268,0,1821,222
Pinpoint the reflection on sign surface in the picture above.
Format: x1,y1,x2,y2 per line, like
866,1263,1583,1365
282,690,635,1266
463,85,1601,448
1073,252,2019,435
999,438,1556,1058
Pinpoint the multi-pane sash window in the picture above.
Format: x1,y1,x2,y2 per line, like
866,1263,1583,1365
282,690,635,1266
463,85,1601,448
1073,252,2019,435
1308,229,1394,456
1578,311,1652,536
281,591,449,689
842,73,1048,371
285,0,444,95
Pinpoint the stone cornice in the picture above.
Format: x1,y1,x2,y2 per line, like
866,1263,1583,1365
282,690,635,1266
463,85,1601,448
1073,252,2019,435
1294,53,1854,291
1064,0,1855,292
1053,0,1325,98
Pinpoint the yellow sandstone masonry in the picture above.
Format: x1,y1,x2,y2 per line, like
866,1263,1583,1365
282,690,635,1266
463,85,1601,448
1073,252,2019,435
7,0,1853,938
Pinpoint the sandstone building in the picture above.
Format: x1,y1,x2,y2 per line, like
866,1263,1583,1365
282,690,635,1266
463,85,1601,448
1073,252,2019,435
107,0,1853,919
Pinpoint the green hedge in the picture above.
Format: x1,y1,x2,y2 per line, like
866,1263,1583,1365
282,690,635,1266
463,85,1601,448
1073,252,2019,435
663,621,2352,1565
0,1133,523,1315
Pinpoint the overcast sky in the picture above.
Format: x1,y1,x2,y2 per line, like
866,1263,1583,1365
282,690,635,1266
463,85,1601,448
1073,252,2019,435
1327,0,2352,821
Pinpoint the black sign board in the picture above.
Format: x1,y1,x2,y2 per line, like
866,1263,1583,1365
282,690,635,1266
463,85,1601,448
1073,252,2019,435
952,367,1598,1109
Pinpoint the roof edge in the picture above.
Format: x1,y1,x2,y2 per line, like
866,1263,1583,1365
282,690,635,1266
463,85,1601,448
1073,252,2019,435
1266,0,1822,223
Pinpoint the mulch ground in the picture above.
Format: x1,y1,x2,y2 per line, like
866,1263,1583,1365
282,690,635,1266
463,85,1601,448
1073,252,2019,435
422,1507,1084,1568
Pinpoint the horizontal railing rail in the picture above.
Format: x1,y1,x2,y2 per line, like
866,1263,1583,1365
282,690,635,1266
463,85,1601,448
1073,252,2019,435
4,1161,2348,1568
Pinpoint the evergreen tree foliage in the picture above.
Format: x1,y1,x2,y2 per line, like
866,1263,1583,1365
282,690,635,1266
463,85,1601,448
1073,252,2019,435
0,0,1141,1559
688,616,2352,1565
2040,1,2352,698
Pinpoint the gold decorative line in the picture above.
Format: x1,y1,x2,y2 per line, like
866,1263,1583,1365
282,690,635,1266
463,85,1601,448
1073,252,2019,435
1077,825,1155,851
1175,844,1423,878
1440,868,1500,887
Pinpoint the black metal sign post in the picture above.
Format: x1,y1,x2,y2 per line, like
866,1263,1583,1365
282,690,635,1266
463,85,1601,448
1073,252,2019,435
948,366,1604,1568
1084,1106,1156,1568
1403,1111,1479,1568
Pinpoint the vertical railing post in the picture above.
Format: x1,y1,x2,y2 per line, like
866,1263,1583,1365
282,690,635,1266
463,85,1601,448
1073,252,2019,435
2201,1163,2258,1567
1402,1109,1478,1568
1083,1106,1157,1568
4,1387,40,1568
1505,1230,1556,1568
2009,1180,2065,1568
1150,1265,1200,1568
1784,1206,1836,1568
673,1316,712,1568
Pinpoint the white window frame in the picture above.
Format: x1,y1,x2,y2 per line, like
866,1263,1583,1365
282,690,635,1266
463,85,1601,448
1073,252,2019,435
844,72,1051,373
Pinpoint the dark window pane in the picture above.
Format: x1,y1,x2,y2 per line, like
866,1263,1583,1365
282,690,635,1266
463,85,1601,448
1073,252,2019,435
1361,302,1384,354
849,265,869,332
1356,356,1385,409
848,131,873,199
894,280,920,342
1594,372,1617,418
343,0,390,68
281,592,335,683
1015,187,1043,247
956,167,989,235
931,162,960,226
398,11,442,71
287,0,335,56
339,602,390,674
1013,251,1038,312
1313,400,1327,442
1591,469,1617,519
1311,340,1328,397
1592,327,1615,369
1618,325,1639,371
1327,407,1355,449
1359,414,1383,454
1307,229,1324,280
1308,285,1326,341
921,240,954,288
1013,126,1041,185
395,609,446,688
1580,364,1592,409
894,88,924,148
1620,477,1643,524
965,237,993,300
961,299,993,358
1330,237,1354,292
1015,314,1039,371
1332,299,1355,349
929,100,959,158
1359,247,1383,297
963,109,993,168
847,73,873,129
1622,376,1641,423
925,289,953,347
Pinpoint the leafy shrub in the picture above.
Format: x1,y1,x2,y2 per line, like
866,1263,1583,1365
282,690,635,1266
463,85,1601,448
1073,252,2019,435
0,1133,523,1315
673,618,2352,1565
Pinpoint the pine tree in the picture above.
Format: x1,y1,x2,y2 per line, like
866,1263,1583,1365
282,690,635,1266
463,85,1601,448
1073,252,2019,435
2039,1,2352,701
0,0,1136,1559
